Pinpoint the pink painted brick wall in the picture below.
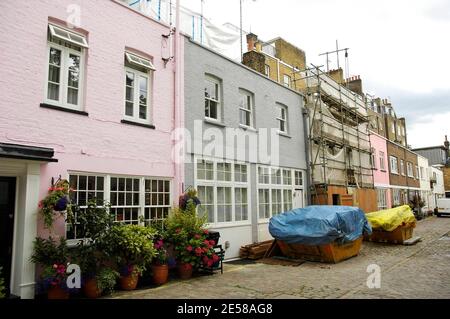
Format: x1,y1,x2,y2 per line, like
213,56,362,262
0,0,183,236
370,132,392,208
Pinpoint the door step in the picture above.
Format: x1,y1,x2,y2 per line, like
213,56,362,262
403,237,422,246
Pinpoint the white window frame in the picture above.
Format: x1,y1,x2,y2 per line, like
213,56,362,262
195,157,251,228
400,160,405,176
379,151,386,171
45,39,85,111
65,173,171,244
276,103,289,134
204,75,221,121
124,66,152,124
371,148,377,170
125,52,156,71
390,156,398,175
265,64,270,77
283,74,291,88
415,165,420,180
377,188,387,210
257,165,304,222
49,24,88,48
239,89,254,128
407,162,414,178
420,167,425,181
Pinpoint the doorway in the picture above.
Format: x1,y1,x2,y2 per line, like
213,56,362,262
0,177,16,297
293,190,304,209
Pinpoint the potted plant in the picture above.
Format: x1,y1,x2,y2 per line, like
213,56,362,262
409,195,425,220
165,200,218,279
102,224,157,291
71,200,117,298
39,179,74,229
151,236,169,285
30,237,72,299
178,188,201,211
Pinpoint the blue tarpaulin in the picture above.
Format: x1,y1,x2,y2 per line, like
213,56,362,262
269,206,372,245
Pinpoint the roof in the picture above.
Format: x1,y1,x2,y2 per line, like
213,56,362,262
413,145,447,152
0,143,58,162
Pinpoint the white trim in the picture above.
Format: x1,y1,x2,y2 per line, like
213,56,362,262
389,185,421,191
374,183,391,188
238,88,254,128
124,66,153,125
194,157,252,228
125,52,156,71
44,41,85,111
49,24,88,48
204,75,222,121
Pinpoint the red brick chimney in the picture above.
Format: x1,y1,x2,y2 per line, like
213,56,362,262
246,33,258,52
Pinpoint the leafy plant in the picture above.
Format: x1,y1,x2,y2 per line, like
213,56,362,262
165,201,218,269
153,236,168,265
101,224,157,276
0,267,5,299
96,268,119,296
30,237,69,266
39,179,73,229
74,200,114,241
40,263,70,292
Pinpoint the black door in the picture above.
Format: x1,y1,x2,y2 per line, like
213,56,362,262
0,177,16,297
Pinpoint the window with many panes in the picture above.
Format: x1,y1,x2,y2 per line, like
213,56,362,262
258,166,300,220
276,104,288,134
68,174,104,240
197,160,214,180
196,159,250,225
46,24,87,110
239,89,254,127
377,189,387,210
205,76,221,120
110,177,141,224
67,175,171,239
144,179,171,228
124,52,154,124
294,171,303,186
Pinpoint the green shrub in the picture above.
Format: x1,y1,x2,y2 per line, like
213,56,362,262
30,237,69,266
96,268,119,296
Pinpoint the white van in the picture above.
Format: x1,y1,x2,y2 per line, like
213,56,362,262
436,198,450,217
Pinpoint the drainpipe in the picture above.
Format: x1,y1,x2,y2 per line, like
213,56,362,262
174,0,184,200
302,104,312,206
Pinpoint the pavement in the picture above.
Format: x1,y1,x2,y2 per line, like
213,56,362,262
109,216,450,299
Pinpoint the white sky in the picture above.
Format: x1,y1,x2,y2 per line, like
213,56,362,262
182,0,450,148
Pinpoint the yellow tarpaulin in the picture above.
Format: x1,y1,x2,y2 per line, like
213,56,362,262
366,205,416,232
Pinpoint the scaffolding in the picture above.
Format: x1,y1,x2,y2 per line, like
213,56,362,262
298,66,374,195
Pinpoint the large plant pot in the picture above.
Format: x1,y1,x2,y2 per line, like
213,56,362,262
177,263,193,280
83,278,102,299
152,264,169,285
119,273,139,291
47,285,70,299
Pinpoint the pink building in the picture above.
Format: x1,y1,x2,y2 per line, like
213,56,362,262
0,0,183,298
370,132,392,210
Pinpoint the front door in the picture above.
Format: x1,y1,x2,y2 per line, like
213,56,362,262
293,190,304,209
0,177,16,297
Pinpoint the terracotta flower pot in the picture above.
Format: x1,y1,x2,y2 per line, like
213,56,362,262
47,285,70,299
177,263,193,280
119,273,139,291
152,264,169,285
83,278,102,299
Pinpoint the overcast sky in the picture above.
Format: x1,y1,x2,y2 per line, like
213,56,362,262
183,0,450,149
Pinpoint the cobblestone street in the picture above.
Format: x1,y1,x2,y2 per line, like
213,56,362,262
111,217,450,299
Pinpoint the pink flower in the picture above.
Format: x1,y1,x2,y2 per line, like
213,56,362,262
195,247,203,256
203,229,209,235
203,256,209,264
212,254,220,262
176,228,181,234
209,240,216,246
194,234,201,240
53,264,58,269
207,260,214,267
38,201,43,209
203,240,210,246
186,245,193,252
